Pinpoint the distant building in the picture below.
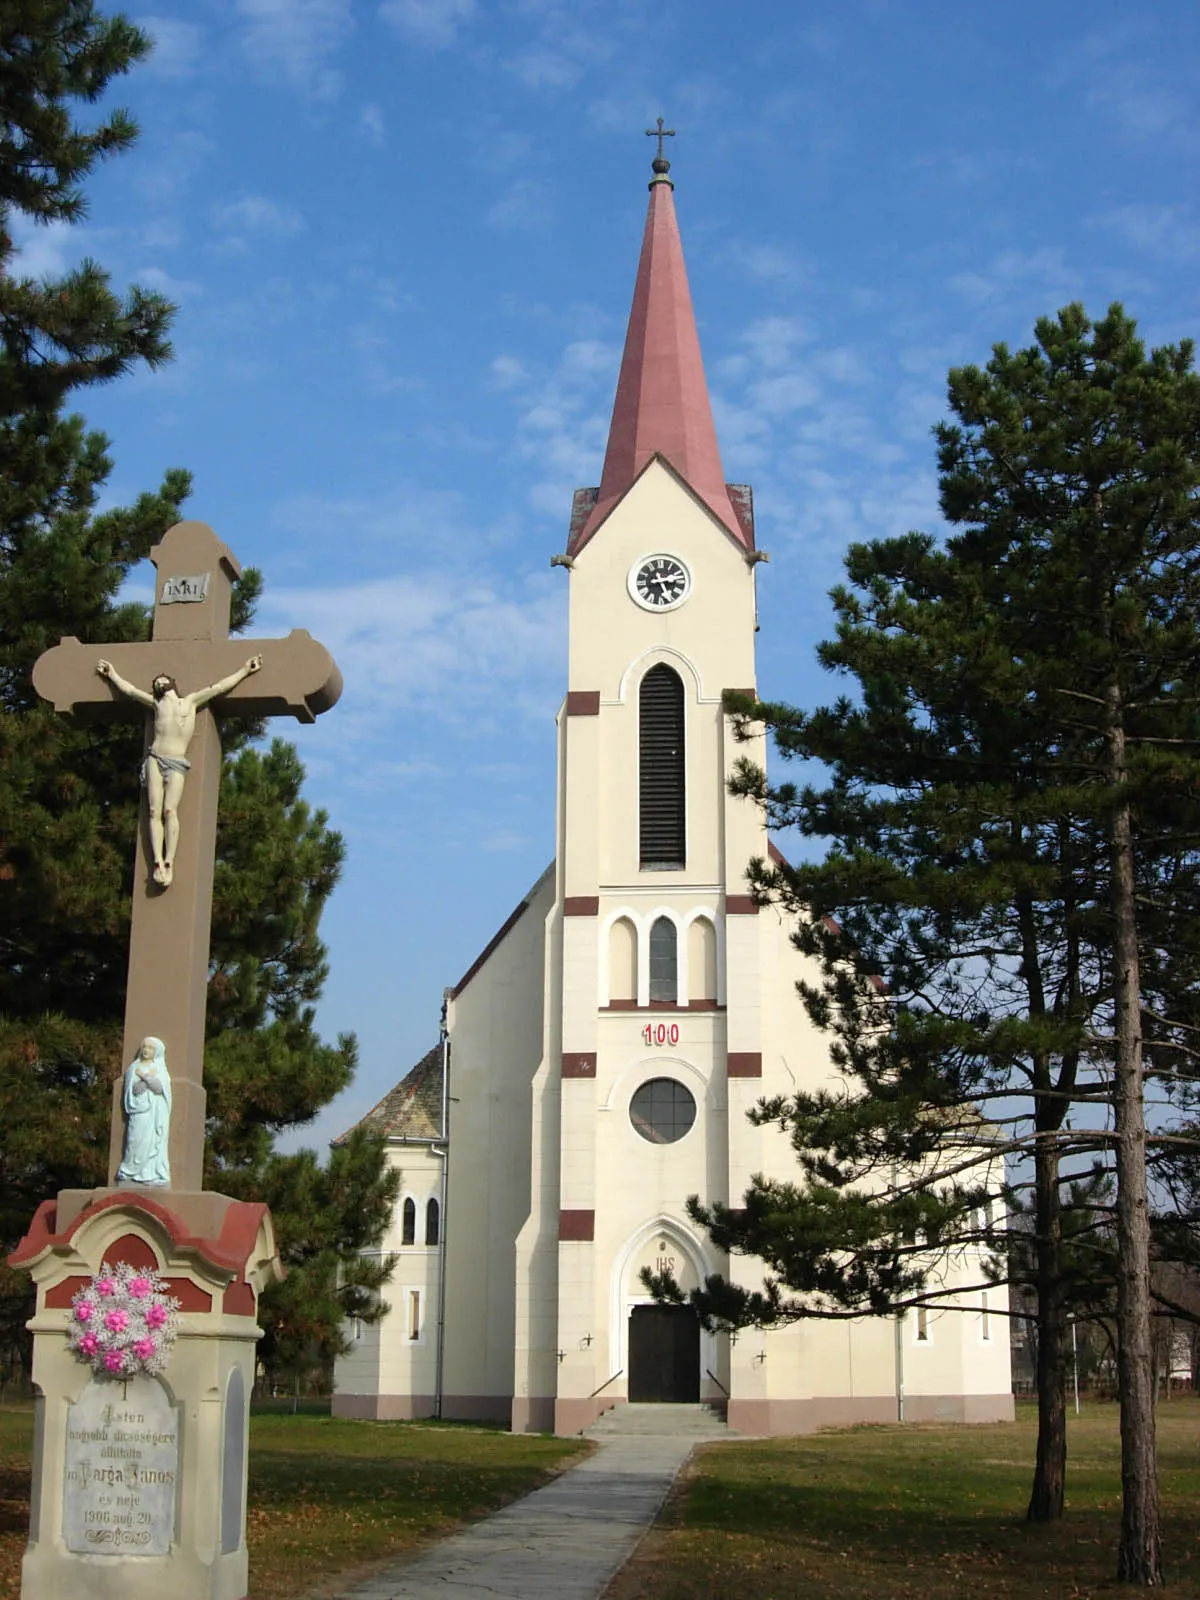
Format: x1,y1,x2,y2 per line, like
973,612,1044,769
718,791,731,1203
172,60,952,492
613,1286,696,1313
334,151,1013,1434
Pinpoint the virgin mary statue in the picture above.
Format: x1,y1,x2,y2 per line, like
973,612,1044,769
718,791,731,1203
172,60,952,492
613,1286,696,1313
116,1036,172,1185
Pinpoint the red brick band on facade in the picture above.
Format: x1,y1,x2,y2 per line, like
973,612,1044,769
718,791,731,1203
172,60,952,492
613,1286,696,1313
559,1209,595,1241
563,896,600,916
725,895,758,915
565,690,601,715
561,1052,598,1078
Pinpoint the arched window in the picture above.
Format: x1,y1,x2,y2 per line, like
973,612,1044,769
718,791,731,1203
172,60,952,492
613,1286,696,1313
688,917,718,1003
401,1197,416,1246
649,916,678,1004
609,917,637,1003
425,1196,440,1247
639,664,685,868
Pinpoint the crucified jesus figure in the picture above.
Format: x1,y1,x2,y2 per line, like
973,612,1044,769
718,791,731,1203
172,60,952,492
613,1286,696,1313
96,655,263,887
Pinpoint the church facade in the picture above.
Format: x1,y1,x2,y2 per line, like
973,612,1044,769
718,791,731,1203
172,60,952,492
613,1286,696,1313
333,153,1014,1436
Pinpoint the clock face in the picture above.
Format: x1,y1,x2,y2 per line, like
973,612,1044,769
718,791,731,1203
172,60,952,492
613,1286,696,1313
630,554,691,612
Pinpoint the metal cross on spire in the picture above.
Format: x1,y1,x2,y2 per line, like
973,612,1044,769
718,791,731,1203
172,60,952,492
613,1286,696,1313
645,116,675,164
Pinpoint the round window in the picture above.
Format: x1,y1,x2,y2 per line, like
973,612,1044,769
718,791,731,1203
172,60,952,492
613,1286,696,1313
630,1078,696,1145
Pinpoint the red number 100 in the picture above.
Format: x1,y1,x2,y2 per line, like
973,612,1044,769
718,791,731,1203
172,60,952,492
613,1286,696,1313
642,1022,680,1047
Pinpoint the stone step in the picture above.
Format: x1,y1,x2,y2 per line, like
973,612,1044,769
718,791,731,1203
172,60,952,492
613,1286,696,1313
584,1402,736,1439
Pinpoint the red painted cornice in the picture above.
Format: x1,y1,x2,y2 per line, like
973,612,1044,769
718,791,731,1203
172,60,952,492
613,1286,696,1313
9,1192,271,1279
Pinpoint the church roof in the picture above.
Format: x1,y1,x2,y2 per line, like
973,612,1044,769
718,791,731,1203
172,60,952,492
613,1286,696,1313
334,1044,444,1144
569,153,752,555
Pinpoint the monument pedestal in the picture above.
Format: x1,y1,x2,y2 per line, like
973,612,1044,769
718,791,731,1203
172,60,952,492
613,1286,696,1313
9,1188,283,1600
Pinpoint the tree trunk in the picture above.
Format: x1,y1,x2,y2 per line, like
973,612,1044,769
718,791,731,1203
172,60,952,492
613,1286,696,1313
1108,693,1163,1586
1027,1128,1068,1521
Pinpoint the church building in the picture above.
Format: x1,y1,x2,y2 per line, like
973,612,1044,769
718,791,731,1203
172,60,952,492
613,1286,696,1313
333,149,1014,1435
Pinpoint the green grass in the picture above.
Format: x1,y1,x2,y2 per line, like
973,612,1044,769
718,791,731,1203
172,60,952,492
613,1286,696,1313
606,1400,1200,1599
0,1404,585,1600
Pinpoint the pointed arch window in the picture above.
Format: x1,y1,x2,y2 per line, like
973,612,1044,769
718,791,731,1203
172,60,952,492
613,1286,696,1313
640,664,685,868
401,1197,416,1247
649,916,678,1004
426,1197,440,1248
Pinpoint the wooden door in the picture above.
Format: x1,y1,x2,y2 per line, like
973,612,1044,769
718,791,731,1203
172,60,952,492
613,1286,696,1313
628,1305,700,1402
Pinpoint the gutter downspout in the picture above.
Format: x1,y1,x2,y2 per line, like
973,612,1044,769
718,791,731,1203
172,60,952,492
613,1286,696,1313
433,991,451,1419
895,1310,905,1422
892,1159,905,1422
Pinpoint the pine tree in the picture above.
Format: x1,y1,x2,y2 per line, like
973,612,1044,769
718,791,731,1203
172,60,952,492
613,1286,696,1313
655,306,1200,1585
0,1,396,1377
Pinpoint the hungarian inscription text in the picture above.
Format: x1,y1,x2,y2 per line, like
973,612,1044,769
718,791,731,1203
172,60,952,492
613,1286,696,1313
63,1377,179,1556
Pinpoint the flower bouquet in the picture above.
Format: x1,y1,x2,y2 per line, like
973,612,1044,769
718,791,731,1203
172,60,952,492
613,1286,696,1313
67,1261,181,1379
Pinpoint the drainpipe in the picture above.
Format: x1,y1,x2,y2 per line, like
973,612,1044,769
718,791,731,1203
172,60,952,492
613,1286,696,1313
894,1310,905,1422
433,992,452,1419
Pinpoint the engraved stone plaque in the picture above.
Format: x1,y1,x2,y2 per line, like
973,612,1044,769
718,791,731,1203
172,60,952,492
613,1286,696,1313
160,572,211,604
64,1377,179,1556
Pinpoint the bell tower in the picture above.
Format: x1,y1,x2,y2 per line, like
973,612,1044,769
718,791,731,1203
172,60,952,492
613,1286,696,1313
539,140,771,1431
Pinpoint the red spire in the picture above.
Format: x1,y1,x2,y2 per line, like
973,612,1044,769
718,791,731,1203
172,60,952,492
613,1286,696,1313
571,164,750,553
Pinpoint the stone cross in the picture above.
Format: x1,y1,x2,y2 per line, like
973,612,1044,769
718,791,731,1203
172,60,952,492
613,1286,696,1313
33,521,342,1192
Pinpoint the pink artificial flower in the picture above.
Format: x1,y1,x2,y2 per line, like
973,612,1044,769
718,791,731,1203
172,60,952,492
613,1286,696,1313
145,1304,168,1329
74,1300,95,1324
133,1337,156,1361
104,1308,129,1334
128,1275,153,1299
95,1276,116,1298
104,1349,127,1374
79,1333,99,1357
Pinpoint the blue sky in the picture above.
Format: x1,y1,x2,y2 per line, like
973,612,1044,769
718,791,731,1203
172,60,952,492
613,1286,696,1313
25,0,1199,1149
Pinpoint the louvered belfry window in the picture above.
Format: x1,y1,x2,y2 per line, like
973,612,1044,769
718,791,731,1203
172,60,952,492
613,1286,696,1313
640,664,685,868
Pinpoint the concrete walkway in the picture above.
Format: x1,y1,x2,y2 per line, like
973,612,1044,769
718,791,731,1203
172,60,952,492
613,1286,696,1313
328,1409,728,1600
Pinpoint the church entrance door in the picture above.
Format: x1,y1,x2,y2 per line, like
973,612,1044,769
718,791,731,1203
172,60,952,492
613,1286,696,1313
628,1305,700,1402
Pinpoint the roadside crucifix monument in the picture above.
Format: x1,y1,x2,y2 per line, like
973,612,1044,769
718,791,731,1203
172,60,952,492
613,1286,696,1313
32,519,341,1191
11,520,342,1600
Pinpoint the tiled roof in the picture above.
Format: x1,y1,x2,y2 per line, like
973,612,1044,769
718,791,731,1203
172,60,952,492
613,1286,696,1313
334,1044,443,1143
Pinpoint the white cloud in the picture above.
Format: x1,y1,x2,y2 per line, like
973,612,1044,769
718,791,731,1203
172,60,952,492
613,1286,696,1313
360,103,385,145
486,178,552,231
235,0,351,97
258,570,565,725
507,43,583,90
740,316,815,371
134,130,215,204
482,828,531,853
946,247,1076,308
1094,204,1200,263
473,127,533,175
490,355,530,388
135,266,204,300
750,370,821,416
1088,74,1192,145
586,92,663,138
270,485,471,551
8,216,75,278
499,331,620,511
502,4,613,94
211,195,305,244
724,240,813,287
379,0,476,49
138,15,204,76
350,321,422,395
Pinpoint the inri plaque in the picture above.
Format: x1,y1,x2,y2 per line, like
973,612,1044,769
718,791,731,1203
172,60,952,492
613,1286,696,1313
64,1377,179,1556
